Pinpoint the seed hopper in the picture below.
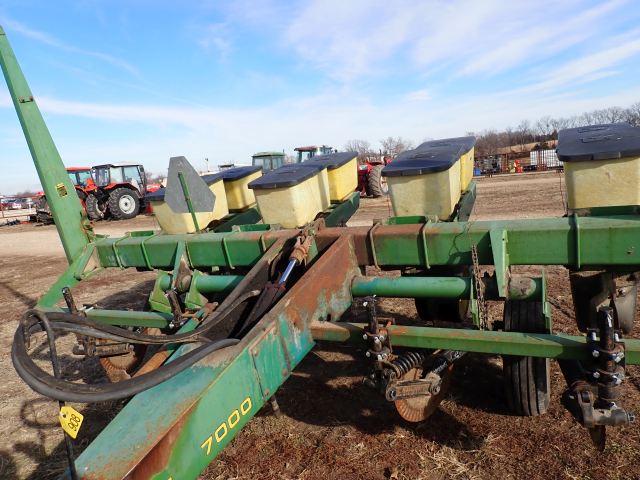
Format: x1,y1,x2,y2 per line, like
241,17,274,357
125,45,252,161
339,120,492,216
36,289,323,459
1,28,639,480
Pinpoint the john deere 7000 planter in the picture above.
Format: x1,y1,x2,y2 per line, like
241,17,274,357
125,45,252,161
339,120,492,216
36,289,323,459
1,27,638,480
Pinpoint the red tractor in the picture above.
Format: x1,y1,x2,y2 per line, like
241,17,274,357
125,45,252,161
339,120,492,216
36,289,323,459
356,153,392,197
35,166,93,223
85,163,149,220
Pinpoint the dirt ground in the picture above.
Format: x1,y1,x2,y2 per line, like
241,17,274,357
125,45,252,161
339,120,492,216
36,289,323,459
1,171,639,480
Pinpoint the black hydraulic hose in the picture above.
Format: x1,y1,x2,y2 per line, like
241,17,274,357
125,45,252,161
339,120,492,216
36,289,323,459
37,288,261,345
12,310,240,403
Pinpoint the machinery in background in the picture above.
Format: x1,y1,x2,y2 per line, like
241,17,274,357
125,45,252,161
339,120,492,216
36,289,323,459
294,145,335,162
85,163,149,220
35,166,92,224
357,152,392,197
251,151,286,171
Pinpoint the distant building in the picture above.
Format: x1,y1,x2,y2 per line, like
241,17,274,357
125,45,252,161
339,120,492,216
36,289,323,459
476,140,560,173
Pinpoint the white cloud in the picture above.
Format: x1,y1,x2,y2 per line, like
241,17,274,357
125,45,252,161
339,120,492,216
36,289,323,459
284,0,417,81
0,16,140,77
456,0,626,76
3,81,639,178
404,89,430,102
198,22,233,59
529,37,640,92
278,0,632,83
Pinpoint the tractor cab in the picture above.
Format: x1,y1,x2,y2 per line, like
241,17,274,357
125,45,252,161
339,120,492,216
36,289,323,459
251,152,285,172
66,167,92,187
92,163,147,193
295,145,334,163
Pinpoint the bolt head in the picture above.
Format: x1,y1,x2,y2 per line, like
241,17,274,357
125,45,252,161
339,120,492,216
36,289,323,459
362,333,368,340
593,371,601,379
373,337,381,344
365,351,371,357
376,354,382,361
592,350,600,358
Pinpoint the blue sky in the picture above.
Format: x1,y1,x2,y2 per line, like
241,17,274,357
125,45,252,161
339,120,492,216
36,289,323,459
1,0,640,193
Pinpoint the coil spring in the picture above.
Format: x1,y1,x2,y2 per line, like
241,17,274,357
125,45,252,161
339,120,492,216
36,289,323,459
390,351,426,378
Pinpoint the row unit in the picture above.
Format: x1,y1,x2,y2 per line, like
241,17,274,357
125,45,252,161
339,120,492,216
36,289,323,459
383,136,476,220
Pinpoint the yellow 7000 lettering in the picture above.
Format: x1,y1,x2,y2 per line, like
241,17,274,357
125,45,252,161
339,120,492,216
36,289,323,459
200,397,252,456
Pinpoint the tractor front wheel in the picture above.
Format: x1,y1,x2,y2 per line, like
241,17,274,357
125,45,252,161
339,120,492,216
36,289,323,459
367,164,388,197
108,188,140,220
86,194,107,221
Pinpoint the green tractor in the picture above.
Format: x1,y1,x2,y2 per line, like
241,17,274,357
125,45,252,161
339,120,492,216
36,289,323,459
251,151,286,172
294,145,335,162
251,146,336,172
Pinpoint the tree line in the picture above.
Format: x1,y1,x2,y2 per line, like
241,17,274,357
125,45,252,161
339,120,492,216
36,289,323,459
343,137,415,162
467,102,640,157
344,102,640,160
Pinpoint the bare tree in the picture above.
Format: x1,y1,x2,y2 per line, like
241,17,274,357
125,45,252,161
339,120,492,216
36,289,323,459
624,102,640,126
344,139,372,162
549,117,572,136
380,136,414,157
604,106,626,123
515,120,533,149
474,129,500,157
145,171,165,185
535,116,554,140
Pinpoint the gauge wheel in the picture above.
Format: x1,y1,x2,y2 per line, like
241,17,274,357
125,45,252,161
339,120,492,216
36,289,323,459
503,300,550,416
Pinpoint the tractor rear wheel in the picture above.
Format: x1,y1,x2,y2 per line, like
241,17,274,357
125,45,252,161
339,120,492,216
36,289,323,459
502,300,550,416
367,164,388,197
108,188,140,220
86,194,107,221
